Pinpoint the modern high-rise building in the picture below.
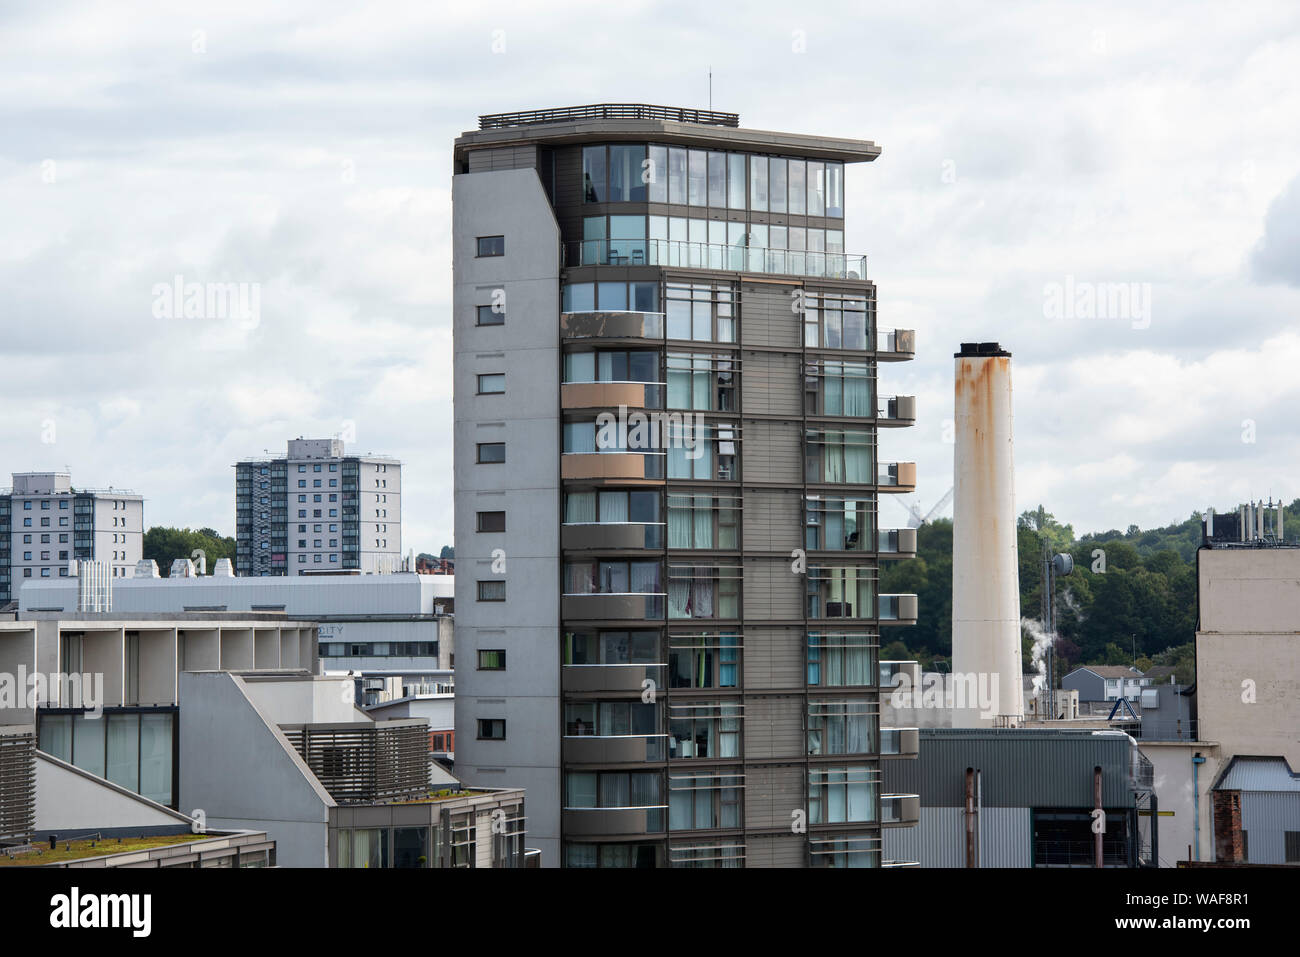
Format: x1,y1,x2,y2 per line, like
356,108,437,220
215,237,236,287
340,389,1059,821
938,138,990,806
452,104,919,867
234,438,401,576
0,471,143,603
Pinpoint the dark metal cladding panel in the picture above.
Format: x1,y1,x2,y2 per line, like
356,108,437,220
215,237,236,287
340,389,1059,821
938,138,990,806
881,728,1137,808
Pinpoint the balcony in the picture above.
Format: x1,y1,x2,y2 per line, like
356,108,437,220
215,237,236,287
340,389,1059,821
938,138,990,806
561,310,664,341
563,806,667,837
881,793,920,826
877,396,916,426
279,720,430,805
880,727,919,758
561,381,665,411
562,663,666,693
876,329,915,360
877,527,917,557
562,733,668,763
563,522,665,551
562,452,665,482
565,240,867,281
876,462,916,493
562,592,666,621
877,595,918,625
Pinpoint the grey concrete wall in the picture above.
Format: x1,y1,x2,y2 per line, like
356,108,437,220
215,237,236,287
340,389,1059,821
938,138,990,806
452,166,562,866
178,671,333,867
35,752,193,832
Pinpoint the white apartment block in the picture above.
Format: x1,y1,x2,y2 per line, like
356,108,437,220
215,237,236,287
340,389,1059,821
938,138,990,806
0,472,143,604
235,438,401,576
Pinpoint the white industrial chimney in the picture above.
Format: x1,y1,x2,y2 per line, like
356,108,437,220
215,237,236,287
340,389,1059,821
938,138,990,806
952,343,1022,727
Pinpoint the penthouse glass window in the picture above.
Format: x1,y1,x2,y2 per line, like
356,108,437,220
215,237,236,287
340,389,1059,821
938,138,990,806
582,145,607,203
807,699,877,755
807,633,878,687
562,280,658,312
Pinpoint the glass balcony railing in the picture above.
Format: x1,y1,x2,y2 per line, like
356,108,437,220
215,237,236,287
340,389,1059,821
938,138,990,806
881,794,920,825
876,329,915,358
561,522,665,550
878,396,916,424
877,595,918,623
880,727,919,757
561,310,665,340
566,240,867,281
876,528,917,555
876,462,917,491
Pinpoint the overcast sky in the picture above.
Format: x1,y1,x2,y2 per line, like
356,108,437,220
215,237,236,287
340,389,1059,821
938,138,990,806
3,1,1299,550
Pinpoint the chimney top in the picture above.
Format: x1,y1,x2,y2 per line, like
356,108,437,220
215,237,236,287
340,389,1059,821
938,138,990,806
955,342,1011,358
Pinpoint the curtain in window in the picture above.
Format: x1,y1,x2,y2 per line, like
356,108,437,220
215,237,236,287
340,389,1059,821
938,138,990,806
668,426,690,478
845,639,871,686
668,501,693,548
567,773,597,807
564,422,596,454
566,492,596,523
692,494,713,548
599,491,628,522
670,787,691,830
668,579,691,618
601,562,629,592
720,634,739,687
825,434,845,483
629,773,659,806
843,368,871,416
825,365,843,415
828,770,847,823
600,773,631,807
693,575,715,618
668,365,692,408
720,712,740,757
692,363,710,409
565,563,595,594
825,644,845,686
692,425,713,478
844,434,870,483
847,778,875,822
846,709,869,753
630,562,660,593
825,505,844,550
827,711,846,754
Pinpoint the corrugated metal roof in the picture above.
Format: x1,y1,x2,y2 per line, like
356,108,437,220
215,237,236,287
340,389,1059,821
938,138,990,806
883,806,1031,867
1217,757,1300,792
882,728,1137,808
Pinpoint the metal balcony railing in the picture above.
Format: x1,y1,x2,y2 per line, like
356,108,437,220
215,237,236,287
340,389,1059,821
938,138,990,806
479,104,740,130
279,720,429,805
565,240,866,281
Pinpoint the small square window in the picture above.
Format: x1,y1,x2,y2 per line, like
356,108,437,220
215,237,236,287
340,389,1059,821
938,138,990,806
476,235,505,257
477,442,505,464
477,304,505,326
477,373,505,395
298,555,307,563
477,580,506,602
477,649,506,671
477,719,506,740
477,511,506,533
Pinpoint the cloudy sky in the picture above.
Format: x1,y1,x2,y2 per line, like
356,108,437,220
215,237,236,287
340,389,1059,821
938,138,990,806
3,0,1299,550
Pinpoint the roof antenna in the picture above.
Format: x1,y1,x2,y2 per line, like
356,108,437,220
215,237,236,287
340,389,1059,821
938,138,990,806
708,67,712,110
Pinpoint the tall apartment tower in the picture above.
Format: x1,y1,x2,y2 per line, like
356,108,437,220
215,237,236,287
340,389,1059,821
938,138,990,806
234,438,401,576
0,472,144,603
452,104,919,868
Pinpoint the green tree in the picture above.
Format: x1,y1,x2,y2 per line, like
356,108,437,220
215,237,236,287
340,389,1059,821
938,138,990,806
142,527,235,576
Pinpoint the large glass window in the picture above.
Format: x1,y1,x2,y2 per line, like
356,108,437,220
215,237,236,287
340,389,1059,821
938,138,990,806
707,152,726,207
667,564,740,620
807,632,878,686
727,154,746,209
564,349,658,384
666,352,736,411
583,216,606,265
807,699,877,755
668,701,741,758
665,283,735,343
769,158,787,213
609,215,647,264
669,772,743,830
807,160,826,216
749,156,768,211
805,360,873,417
564,629,661,666
669,633,740,688
826,162,845,218
564,699,658,736
563,281,657,313
648,144,668,203
809,767,878,823
582,146,606,203
805,429,873,484
805,495,875,552
688,150,707,206
667,493,739,549
564,560,662,595
565,771,662,810
609,144,647,202
668,148,688,204
788,160,806,214
806,565,875,620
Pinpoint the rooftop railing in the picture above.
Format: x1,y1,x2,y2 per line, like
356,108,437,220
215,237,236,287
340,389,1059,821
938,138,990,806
565,240,867,281
479,104,740,130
